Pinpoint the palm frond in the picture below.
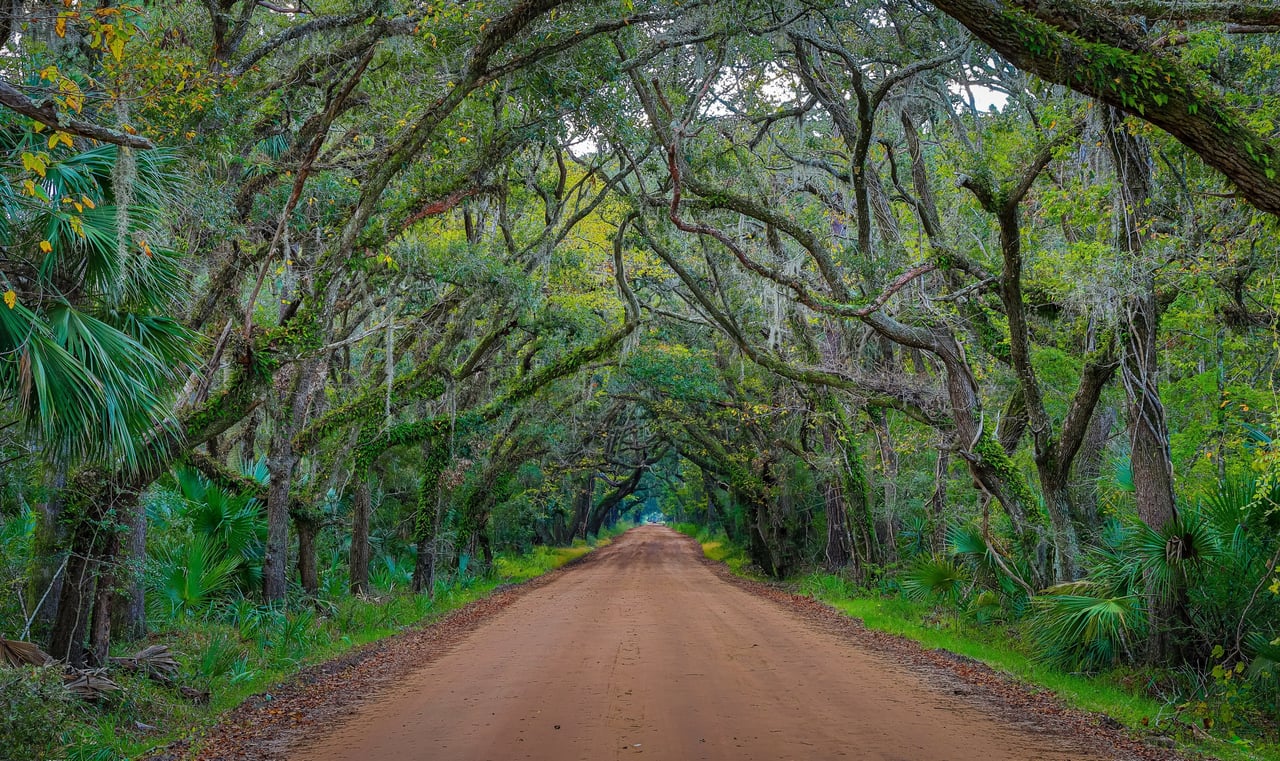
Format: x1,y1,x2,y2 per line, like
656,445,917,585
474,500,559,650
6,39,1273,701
1128,510,1222,603
46,303,182,468
902,555,968,602
1032,591,1145,671
0,299,102,450
147,533,241,618
1246,631,1280,680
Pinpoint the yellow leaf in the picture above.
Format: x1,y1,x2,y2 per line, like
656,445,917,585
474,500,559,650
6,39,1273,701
55,16,67,37
3,290,15,309
140,239,152,257
81,195,94,210
109,35,124,61
21,180,36,196
39,65,59,82
21,151,47,177
39,240,52,253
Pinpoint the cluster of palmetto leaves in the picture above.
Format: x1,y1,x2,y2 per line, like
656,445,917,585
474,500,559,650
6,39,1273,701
146,465,268,620
0,118,197,469
903,475,1280,684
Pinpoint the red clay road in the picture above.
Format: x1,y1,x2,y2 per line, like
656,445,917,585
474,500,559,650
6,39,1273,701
291,526,1104,761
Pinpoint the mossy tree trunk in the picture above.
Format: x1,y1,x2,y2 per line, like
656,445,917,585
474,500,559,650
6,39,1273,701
1104,106,1183,662
109,500,147,642
348,477,372,595
295,507,320,597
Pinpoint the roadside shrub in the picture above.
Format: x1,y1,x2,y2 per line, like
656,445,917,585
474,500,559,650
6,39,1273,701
0,666,80,761
1031,584,1146,670
147,533,241,619
901,556,968,603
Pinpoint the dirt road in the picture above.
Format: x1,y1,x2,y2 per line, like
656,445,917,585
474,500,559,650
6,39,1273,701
287,527,1114,761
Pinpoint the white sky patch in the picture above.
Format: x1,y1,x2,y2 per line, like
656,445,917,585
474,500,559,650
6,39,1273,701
957,84,1010,111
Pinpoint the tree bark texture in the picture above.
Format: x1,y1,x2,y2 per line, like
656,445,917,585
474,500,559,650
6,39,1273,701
349,478,372,595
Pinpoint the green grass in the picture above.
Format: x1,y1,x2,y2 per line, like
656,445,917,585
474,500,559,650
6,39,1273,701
10,531,623,761
493,541,596,582
680,534,1280,761
671,522,760,577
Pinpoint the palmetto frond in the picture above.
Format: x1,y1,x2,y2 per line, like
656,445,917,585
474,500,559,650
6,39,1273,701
947,522,1029,599
1032,590,1145,671
902,555,969,602
147,533,241,618
1128,510,1222,604
0,134,197,470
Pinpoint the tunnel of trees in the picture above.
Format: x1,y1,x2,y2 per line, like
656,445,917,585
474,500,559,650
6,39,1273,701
0,0,1279,753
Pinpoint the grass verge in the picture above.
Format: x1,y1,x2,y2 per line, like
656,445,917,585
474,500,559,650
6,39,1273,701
671,522,759,578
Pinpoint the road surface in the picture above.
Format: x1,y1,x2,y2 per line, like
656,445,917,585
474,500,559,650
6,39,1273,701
291,526,1104,761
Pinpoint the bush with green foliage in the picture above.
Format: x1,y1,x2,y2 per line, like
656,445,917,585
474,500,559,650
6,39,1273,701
0,666,81,761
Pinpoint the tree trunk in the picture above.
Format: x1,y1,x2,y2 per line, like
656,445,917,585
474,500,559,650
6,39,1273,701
818,410,854,572
1106,108,1177,530
586,462,647,537
88,523,121,665
412,512,437,595
1105,106,1180,662
263,436,297,603
264,356,329,603
237,408,260,468
701,472,722,528
27,467,68,631
1123,282,1177,530
1071,405,1115,533
930,447,950,553
1040,469,1083,582
478,528,494,566
48,470,118,667
412,448,446,594
572,472,595,540
870,409,899,562
295,510,319,597
820,472,853,571
110,495,147,642
349,478,372,595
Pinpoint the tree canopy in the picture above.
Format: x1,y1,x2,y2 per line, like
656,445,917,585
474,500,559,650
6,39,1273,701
1,0,1279,751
